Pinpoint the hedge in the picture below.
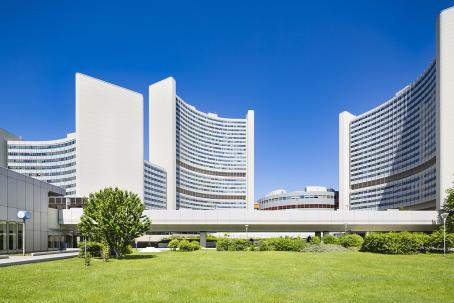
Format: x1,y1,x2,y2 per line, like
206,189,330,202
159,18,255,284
427,230,454,250
216,239,253,251
361,232,429,254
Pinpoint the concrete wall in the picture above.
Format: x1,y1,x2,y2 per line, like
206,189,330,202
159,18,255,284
246,110,255,209
75,73,144,199
149,77,176,210
338,111,355,210
0,167,65,252
437,7,454,209
59,208,440,233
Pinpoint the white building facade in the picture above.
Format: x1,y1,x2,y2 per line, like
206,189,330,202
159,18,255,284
339,7,454,210
2,73,146,202
7,133,77,196
257,187,337,210
149,77,254,210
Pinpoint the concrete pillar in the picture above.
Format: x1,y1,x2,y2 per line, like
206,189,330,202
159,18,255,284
322,231,330,237
200,232,207,248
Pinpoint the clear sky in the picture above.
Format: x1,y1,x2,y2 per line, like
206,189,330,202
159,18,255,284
1,0,453,199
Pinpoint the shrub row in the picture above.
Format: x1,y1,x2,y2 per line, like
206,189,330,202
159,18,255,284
168,239,201,251
216,239,254,251
216,235,365,252
362,231,454,254
258,238,308,252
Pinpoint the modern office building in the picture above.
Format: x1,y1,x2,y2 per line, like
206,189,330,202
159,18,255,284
0,129,20,168
257,187,337,210
0,166,65,253
1,73,145,203
144,161,167,209
7,133,77,196
149,77,254,210
339,7,454,210
1,74,254,210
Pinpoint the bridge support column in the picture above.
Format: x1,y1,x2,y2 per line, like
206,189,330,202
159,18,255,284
200,232,207,248
315,231,322,238
322,231,330,237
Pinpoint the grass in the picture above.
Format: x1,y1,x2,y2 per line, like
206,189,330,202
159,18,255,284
1,250,454,303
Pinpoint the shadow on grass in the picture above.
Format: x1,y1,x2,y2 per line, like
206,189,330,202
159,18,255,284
118,254,158,260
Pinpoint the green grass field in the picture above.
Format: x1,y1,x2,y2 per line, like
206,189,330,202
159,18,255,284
1,250,453,303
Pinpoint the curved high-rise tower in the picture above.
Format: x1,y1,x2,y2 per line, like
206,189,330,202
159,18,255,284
339,7,454,210
149,77,254,210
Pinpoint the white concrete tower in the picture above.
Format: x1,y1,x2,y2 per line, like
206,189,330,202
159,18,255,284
149,77,177,210
437,6,454,209
149,77,254,210
338,111,355,210
75,73,144,199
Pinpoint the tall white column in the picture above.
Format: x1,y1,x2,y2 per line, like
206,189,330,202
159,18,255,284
246,110,255,210
436,7,454,210
149,77,177,210
338,111,355,210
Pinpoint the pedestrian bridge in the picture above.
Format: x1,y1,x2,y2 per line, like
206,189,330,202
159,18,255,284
58,209,441,233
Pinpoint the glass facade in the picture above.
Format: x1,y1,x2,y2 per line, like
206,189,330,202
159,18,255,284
144,161,167,209
7,133,77,196
0,221,24,254
176,97,247,209
349,61,437,210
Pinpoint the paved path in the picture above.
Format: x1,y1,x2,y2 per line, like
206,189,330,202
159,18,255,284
0,252,78,267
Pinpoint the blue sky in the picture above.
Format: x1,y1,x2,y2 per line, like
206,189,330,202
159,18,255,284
1,0,452,199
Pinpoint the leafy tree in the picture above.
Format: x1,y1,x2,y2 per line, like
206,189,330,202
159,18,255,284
78,187,151,258
443,185,454,233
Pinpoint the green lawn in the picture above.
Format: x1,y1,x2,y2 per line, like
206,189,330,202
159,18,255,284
1,250,453,303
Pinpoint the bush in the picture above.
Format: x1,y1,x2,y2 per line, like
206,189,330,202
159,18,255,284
216,238,253,251
168,239,180,251
228,239,252,251
258,240,272,251
322,235,339,245
427,229,454,250
271,238,294,251
310,236,321,245
122,245,133,255
361,232,429,254
291,238,307,252
178,240,191,252
303,244,348,253
189,241,201,251
339,234,364,248
78,241,104,257
216,238,230,251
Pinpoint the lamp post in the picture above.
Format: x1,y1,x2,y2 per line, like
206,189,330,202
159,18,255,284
441,213,449,255
17,211,31,256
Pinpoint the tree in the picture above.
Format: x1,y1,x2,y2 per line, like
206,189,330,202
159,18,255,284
78,187,151,258
443,185,454,233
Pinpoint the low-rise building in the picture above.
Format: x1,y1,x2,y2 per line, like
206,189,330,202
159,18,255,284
257,187,338,210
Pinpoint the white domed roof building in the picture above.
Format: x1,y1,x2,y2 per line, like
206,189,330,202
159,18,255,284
257,186,338,210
